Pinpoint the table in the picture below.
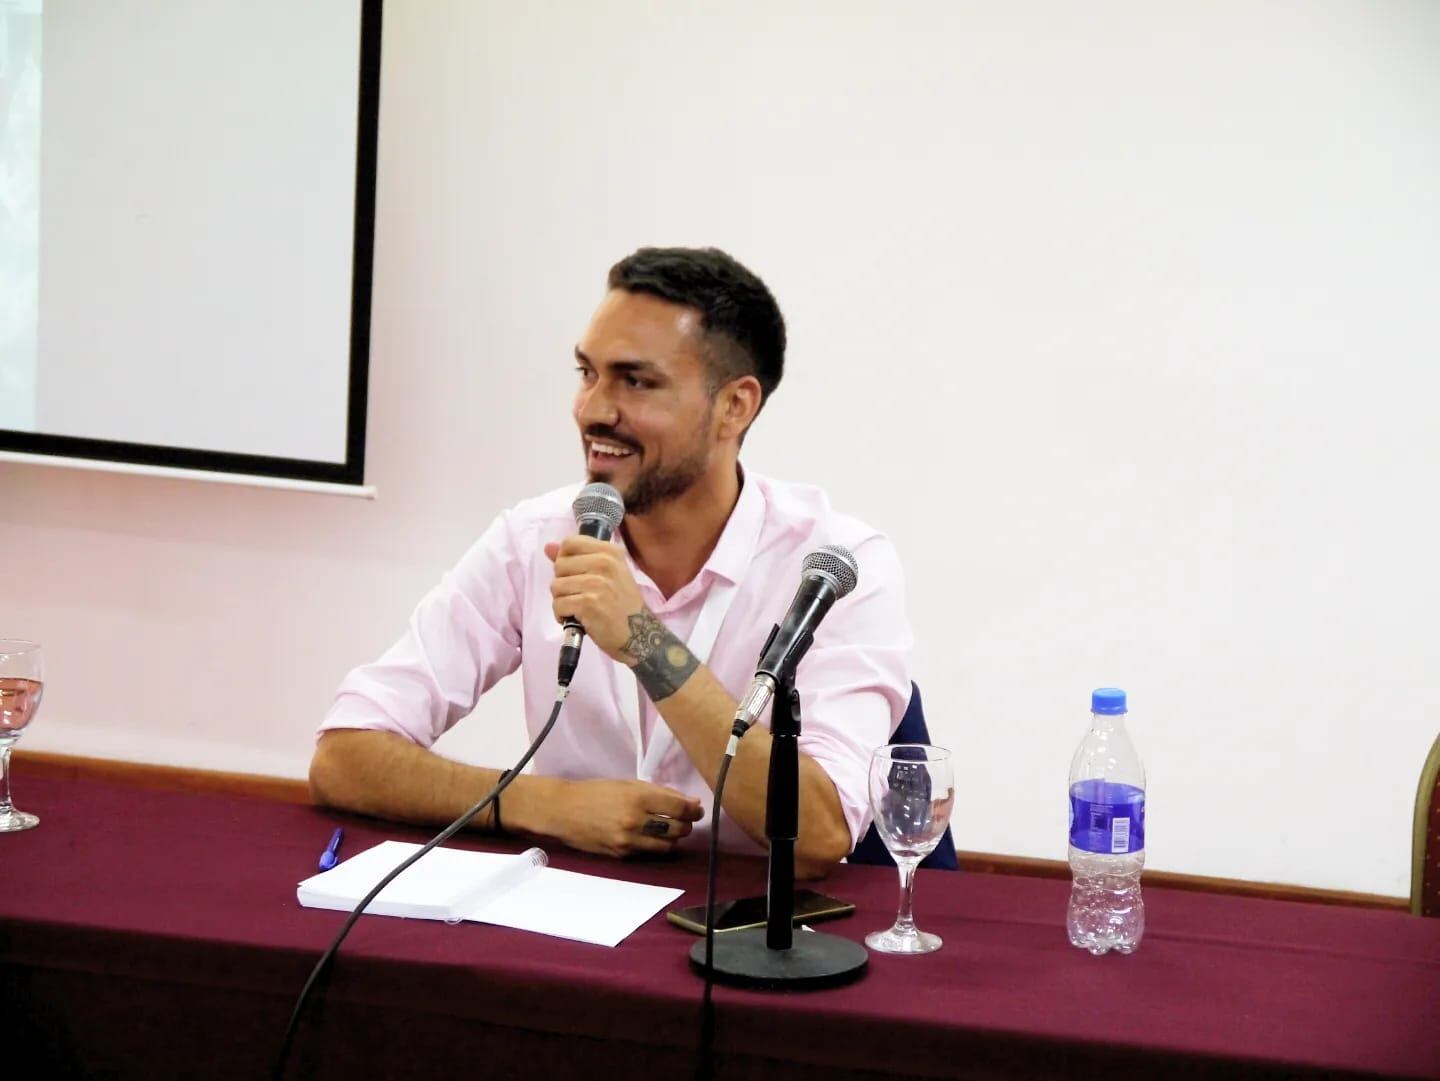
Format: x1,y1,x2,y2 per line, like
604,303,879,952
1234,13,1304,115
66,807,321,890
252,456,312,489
3,776,1438,1080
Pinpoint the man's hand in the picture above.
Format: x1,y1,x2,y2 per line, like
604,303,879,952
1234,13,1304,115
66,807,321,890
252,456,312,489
547,535,703,702
546,535,646,661
531,777,704,858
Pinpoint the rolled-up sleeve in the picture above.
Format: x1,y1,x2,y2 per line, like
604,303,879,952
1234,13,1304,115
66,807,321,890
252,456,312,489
794,532,913,849
318,511,529,747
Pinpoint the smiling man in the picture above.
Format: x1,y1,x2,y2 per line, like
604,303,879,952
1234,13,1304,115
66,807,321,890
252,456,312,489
309,247,912,878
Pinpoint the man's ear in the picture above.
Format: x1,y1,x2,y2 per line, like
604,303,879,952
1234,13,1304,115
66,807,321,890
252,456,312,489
716,375,763,441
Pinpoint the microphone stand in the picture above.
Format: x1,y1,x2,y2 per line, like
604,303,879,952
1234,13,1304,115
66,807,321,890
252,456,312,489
691,667,869,989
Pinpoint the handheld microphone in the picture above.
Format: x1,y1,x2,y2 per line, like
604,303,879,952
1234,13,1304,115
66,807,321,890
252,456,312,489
731,544,859,738
557,482,625,686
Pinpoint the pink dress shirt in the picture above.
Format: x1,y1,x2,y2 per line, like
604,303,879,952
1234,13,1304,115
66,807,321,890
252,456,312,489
319,471,913,855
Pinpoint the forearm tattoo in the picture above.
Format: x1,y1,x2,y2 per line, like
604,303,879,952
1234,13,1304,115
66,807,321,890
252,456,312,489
622,609,700,702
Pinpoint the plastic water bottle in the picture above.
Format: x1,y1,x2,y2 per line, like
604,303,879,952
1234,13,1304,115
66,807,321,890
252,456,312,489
1067,687,1146,955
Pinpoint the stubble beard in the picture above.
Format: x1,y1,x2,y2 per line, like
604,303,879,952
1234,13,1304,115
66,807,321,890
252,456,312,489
586,407,714,515
617,444,711,514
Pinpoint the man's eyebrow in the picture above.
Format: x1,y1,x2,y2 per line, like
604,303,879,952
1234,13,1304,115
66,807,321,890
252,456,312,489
612,360,664,376
573,348,664,376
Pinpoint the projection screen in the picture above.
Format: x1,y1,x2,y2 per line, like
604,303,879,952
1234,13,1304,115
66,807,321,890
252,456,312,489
0,0,380,489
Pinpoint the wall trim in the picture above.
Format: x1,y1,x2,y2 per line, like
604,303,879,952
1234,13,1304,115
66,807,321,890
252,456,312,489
15,750,1408,912
18,749,312,805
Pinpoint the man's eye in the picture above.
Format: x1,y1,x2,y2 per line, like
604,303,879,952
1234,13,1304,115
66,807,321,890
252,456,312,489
575,366,595,381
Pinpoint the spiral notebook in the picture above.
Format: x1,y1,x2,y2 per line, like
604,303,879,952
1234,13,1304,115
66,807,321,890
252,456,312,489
296,840,682,947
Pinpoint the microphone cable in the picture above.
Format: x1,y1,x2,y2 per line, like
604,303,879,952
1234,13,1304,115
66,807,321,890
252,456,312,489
272,683,572,1081
695,721,749,1081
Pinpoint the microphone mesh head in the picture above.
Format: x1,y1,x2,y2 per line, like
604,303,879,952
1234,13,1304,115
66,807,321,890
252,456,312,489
804,544,859,598
572,482,625,530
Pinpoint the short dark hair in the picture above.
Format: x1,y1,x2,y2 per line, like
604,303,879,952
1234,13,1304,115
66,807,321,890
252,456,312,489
607,247,786,410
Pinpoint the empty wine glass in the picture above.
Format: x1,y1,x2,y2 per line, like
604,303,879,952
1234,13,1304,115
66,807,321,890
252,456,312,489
0,640,44,832
865,743,954,954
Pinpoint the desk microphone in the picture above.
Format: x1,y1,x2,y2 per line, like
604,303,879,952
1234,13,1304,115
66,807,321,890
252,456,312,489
731,544,859,737
557,482,625,685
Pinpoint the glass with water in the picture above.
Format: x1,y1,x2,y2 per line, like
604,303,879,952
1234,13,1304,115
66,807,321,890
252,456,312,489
0,640,44,832
865,743,954,954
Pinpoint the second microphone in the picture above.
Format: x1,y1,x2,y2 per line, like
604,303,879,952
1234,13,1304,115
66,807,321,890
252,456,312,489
732,544,860,736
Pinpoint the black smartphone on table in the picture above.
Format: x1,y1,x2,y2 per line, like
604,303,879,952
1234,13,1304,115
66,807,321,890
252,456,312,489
666,890,855,934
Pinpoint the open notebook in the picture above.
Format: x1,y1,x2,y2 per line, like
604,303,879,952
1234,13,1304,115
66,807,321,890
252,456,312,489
297,840,683,948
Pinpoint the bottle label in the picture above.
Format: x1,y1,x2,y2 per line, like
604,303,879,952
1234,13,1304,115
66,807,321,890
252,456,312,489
1069,780,1145,854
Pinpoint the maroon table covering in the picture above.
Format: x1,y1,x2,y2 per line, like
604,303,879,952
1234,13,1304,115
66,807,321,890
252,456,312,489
3,776,1438,1080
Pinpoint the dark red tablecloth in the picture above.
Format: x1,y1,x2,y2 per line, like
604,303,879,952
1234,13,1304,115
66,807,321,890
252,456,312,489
2,776,1437,1080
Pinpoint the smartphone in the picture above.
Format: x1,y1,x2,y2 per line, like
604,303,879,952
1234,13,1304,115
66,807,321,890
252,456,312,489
666,890,855,935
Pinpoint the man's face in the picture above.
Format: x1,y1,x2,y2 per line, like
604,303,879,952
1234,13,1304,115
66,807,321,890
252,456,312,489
573,289,718,515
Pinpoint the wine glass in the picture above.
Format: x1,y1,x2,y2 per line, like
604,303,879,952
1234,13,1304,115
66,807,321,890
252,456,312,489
0,640,44,832
864,743,954,954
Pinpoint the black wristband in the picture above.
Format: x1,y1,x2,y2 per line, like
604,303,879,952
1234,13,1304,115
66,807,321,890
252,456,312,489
492,790,505,835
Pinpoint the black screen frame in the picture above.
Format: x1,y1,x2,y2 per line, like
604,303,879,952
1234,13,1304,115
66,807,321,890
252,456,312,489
0,0,383,488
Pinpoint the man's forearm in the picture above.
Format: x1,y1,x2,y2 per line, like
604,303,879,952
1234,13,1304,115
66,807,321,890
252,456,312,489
309,729,559,836
652,668,852,877
623,615,853,877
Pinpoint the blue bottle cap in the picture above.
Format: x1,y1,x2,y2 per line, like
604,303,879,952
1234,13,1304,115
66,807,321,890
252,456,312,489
1091,687,1127,715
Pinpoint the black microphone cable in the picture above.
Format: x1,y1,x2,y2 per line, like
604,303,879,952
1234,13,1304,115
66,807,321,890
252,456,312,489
696,720,744,1081
272,682,573,1081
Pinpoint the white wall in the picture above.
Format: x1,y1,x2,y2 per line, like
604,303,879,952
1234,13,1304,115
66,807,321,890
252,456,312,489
5,0,1437,897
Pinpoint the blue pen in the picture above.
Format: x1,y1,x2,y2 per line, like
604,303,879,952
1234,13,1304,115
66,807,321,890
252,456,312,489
318,827,344,871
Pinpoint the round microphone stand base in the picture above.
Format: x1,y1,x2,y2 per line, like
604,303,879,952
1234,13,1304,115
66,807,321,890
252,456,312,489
690,929,868,990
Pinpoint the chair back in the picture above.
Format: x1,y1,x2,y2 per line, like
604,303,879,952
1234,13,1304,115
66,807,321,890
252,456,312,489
849,683,960,871
1413,730,1440,917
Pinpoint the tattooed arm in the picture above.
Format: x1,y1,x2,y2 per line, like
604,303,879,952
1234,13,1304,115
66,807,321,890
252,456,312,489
621,609,700,701
619,606,852,877
547,537,852,877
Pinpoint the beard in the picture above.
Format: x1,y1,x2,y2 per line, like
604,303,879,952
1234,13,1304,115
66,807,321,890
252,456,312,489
585,413,713,515
612,443,711,514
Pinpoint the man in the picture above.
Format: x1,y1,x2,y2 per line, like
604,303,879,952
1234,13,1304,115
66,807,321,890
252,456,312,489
310,247,912,879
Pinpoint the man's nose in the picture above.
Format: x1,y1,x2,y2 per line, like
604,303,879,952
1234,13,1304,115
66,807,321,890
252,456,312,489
576,381,619,429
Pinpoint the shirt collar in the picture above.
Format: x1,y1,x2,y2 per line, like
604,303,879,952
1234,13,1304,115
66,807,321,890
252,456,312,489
700,466,766,586
620,467,766,603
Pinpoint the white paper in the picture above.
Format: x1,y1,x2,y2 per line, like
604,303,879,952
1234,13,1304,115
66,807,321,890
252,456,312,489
297,840,682,947
297,841,544,921
465,867,683,948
